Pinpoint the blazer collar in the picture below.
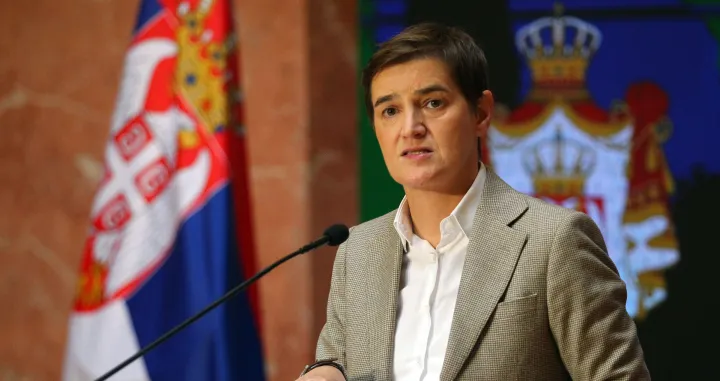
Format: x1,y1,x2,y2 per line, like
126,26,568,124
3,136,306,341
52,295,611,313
440,168,529,381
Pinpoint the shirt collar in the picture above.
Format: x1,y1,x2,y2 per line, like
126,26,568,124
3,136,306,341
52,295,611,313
393,163,487,249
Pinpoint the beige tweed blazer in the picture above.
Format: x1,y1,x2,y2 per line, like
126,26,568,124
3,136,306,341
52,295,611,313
314,169,650,380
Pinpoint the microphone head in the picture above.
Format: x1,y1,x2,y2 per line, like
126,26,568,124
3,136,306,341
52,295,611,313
324,224,350,246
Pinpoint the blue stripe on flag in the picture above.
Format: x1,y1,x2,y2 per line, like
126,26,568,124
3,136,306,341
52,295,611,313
133,0,163,33
126,185,265,381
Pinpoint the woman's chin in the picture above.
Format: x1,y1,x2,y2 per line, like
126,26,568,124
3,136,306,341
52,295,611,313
396,172,440,191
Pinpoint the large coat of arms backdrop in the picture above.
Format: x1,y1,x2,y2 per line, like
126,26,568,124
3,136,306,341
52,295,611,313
485,12,679,319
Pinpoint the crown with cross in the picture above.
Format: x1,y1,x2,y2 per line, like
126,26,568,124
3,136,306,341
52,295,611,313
522,127,596,196
515,3,602,88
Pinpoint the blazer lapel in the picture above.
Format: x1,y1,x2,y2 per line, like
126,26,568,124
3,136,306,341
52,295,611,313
363,216,404,380
440,170,529,381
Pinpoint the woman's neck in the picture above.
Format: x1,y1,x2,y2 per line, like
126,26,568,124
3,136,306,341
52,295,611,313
405,168,477,248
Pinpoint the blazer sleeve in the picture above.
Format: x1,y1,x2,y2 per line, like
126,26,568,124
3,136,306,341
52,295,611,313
547,211,651,380
314,233,348,368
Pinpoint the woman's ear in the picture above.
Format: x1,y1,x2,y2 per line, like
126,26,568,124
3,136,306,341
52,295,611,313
476,90,495,136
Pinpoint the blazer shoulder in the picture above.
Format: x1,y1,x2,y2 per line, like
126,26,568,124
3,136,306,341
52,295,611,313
515,192,591,233
346,209,397,244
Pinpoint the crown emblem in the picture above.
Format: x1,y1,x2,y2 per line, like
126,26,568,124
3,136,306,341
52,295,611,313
515,3,602,89
523,127,596,196
175,0,240,148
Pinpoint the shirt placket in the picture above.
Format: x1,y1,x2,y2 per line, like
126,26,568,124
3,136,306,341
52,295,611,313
415,248,440,377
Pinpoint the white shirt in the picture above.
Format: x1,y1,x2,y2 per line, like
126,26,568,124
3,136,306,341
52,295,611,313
391,164,486,381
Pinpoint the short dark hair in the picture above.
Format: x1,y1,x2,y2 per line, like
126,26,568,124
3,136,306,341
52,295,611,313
361,22,490,120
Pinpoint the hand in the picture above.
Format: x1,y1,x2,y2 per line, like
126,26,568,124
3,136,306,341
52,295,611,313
295,365,345,381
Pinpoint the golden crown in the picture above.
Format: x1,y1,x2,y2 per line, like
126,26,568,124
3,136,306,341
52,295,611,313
522,127,596,196
175,0,240,148
515,4,602,88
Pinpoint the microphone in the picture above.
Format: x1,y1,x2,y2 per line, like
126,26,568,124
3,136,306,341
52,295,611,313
95,223,350,381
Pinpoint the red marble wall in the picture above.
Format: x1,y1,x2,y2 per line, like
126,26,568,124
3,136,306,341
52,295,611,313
238,0,357,379
0,0,357,380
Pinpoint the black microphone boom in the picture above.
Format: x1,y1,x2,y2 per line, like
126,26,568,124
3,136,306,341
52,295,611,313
95,223,350,381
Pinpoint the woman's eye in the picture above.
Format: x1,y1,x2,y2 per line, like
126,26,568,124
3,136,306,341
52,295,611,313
426,99,443,109
382,107,398,117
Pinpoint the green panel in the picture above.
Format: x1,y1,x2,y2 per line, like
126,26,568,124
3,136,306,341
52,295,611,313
357,0,404,222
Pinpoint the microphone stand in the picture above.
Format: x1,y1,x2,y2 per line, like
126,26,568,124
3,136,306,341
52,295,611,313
95,228,344,381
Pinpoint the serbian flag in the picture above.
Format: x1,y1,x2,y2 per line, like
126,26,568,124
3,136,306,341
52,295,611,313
61,0,265,379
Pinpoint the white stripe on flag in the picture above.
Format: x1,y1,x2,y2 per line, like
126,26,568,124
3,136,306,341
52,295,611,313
62,300,150,381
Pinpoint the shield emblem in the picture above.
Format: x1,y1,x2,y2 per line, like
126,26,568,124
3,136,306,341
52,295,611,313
486,11,680,319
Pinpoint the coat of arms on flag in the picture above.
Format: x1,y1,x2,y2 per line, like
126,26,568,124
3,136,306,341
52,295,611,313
485,9,679,319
